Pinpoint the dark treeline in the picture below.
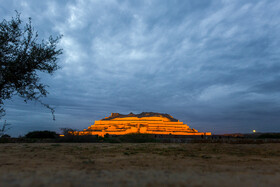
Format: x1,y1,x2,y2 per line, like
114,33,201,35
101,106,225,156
1,131,280,143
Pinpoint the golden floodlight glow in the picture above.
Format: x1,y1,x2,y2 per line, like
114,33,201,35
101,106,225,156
253,130,256,133
59,134,65,137
71,112,211,137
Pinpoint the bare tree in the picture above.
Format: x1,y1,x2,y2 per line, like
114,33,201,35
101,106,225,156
0,12,62,120
0,120,11,137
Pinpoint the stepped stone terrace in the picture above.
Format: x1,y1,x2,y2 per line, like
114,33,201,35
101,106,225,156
72,112,211,137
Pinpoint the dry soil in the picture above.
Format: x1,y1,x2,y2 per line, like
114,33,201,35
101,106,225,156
0,143,280,187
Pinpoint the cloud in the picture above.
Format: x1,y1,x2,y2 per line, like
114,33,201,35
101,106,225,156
1,0,280,136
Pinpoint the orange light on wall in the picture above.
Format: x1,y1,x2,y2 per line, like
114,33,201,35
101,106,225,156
71,112,211,137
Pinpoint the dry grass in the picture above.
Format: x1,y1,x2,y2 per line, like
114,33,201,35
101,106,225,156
0,143,280,186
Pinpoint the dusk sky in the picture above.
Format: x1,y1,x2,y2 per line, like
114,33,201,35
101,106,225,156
1,0,280,136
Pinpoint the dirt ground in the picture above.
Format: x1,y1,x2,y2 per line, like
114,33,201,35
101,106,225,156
0,143,280,187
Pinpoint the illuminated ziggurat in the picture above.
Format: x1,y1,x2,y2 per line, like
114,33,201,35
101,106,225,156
73,112,211,137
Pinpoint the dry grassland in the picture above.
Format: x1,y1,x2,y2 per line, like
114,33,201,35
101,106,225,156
0,143,280,186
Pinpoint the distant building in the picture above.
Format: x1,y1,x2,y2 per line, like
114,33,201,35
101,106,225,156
71,112,211,137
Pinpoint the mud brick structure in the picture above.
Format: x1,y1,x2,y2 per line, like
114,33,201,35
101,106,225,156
72,112,211,137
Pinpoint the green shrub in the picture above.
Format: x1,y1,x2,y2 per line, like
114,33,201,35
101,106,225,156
119,133,157,143
258,133,280,139
1,134,11,138
25,131,58,139
57,134,100,142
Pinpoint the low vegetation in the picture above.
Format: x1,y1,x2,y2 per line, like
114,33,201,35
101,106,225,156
25,131,59,139
1,131,280,143
257,133,280,139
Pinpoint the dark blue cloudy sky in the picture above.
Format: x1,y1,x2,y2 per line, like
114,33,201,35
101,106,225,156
1,0,280,136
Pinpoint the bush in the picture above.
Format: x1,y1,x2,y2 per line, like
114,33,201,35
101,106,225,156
60,128,76,136
25,131,58,139
119,133,157,143
1,134,10,138
258,133,280,139
57,134,100,143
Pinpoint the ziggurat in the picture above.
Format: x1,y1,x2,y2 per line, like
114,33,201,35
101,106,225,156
72,112,211,137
